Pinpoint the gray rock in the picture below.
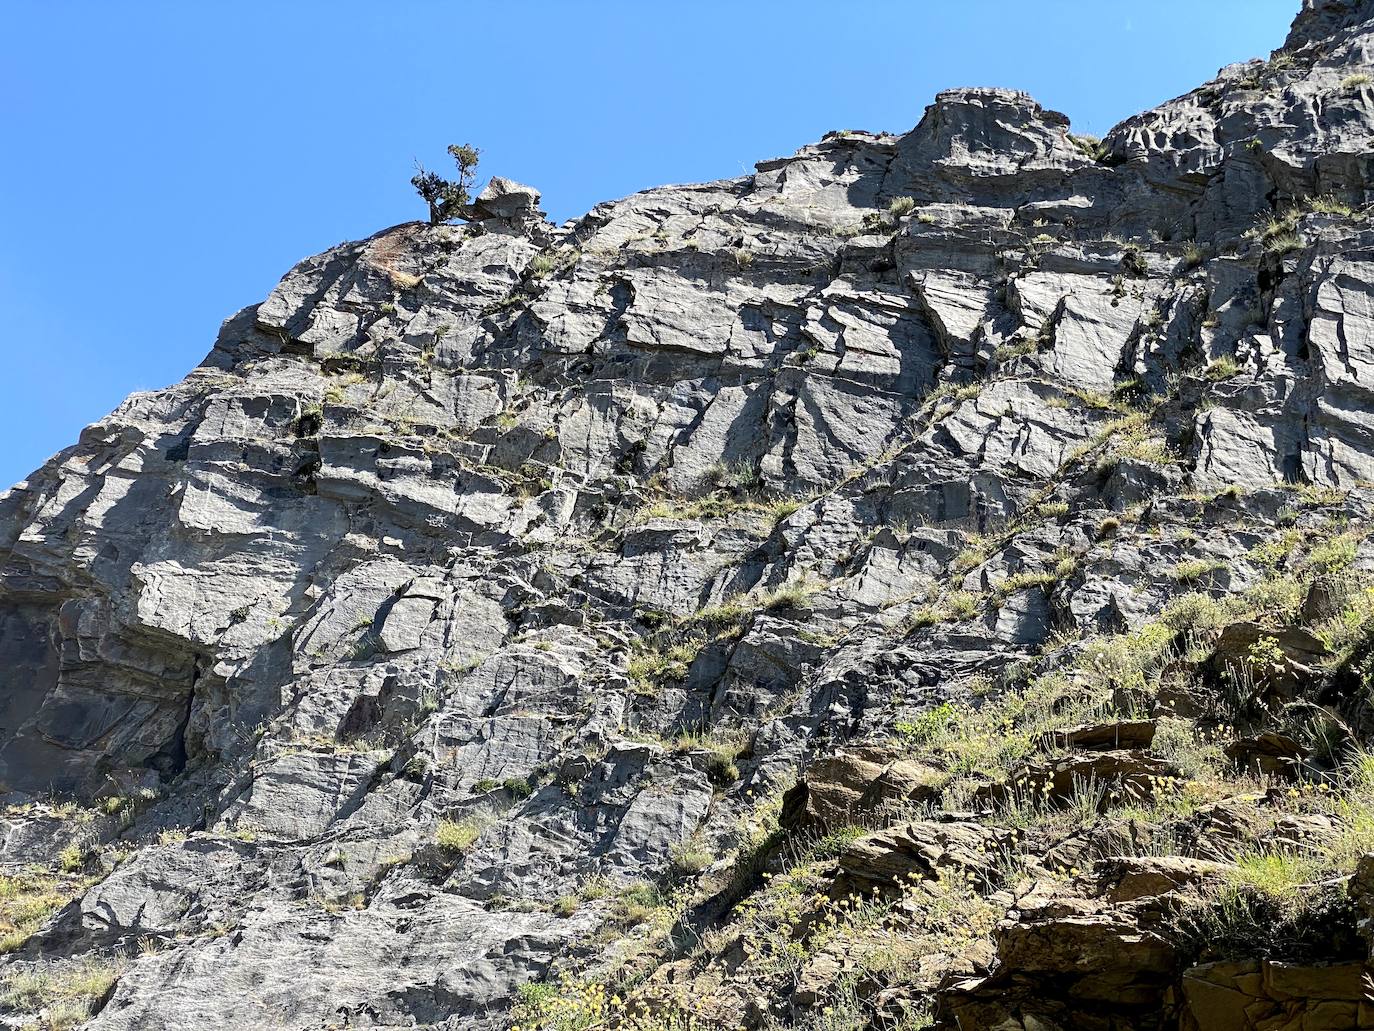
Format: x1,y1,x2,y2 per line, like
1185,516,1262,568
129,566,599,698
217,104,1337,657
4,2,1374,1026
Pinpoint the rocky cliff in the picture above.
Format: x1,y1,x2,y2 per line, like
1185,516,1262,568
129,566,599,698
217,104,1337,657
3,3,1374,1029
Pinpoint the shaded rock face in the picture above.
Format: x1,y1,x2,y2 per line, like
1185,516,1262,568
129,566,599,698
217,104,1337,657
3,3,1374,1029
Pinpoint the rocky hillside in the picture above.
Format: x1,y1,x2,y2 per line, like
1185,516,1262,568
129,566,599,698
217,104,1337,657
3,2,1374,1028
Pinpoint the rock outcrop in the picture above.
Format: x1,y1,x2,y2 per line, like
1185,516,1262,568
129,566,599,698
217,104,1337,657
3,2,1374,1029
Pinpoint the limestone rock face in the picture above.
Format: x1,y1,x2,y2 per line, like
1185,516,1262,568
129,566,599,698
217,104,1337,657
4,3,1374,1029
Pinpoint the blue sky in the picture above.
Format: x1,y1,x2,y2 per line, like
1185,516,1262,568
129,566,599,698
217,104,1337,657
0,1,1296,488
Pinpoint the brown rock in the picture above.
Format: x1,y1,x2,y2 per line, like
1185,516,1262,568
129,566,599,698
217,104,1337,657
1305,1000,1359,1031
1095,855,1231,904
1208,622,1329,703
1225,732,1307,779
996,914,1176,1003
834,819,1011,895
1182,974,1252,1031
779,746,941,834
985,751,1176,811
1301,576,1349,625
1263,961,1364,1001
1049,720,1157,751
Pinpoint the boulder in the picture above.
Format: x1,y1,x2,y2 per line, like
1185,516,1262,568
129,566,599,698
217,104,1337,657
779,747,942,834
833,820,1012,895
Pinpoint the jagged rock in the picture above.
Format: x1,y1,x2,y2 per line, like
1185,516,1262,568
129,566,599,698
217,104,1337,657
1225,731,1308,778
833,820,1012,895
1049,720,1157,751
2,2,1374,1027
468,177,542,222
779,746,942,833
1207,622,1330,701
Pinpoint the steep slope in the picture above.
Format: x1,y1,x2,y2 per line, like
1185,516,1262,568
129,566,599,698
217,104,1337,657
2,2,1374,1029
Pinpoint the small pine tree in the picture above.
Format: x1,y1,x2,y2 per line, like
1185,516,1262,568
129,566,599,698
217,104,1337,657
411,143,481,224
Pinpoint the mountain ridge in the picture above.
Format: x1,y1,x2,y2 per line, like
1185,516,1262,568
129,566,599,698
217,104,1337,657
2,2,1374,1029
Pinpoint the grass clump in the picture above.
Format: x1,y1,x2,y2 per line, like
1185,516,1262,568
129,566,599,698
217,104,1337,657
894,702,957,748
1227,850,1321,908
436,816,486,855
680,600,753,635
1204,356,1240,380
1072,411,1174,472
669,838,713,877
906,590,983,632
0,957,125,1028
761,579,823,612
705,460,762,494
527,252,559,278
1247,194,1356,253
671,728,749,788
627,639,701,695
1182,241,1209,268
607,881,671,929
887,196,917,217
1172,558,1224,585
951,534,993,575
0,871,88,955
808,825,868,860
993,569,1058,599
1068,133,1108,161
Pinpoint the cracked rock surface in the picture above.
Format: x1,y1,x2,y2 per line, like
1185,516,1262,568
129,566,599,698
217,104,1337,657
4,2,1374,1029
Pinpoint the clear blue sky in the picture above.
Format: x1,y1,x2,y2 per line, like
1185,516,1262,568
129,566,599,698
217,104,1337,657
0,1,1296,488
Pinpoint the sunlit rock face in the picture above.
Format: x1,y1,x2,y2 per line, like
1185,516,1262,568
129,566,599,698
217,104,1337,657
3,3,1374,1029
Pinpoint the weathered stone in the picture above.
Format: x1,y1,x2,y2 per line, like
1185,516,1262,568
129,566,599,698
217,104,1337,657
1050,720,1157,751
3,2,1374,1026
834,820,1012,895
779,746,942,833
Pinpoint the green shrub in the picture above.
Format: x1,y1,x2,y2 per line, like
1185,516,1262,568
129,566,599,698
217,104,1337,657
669,840,713,877
411,143,480,224
1306,531,1360,573
809,825,868,859
895,702,957,747
1316,586,1374,664
57,843,88,873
